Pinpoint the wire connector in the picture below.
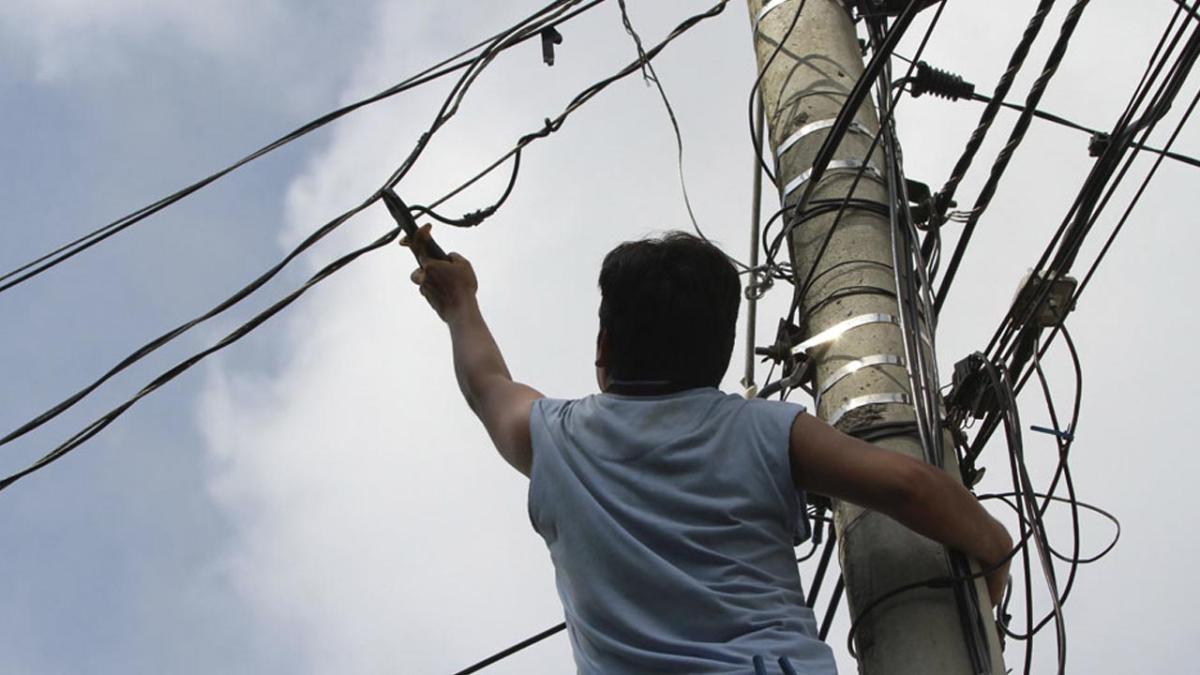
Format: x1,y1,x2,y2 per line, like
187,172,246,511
540,27,563,66
910,61,976,101
1088,131,1111,157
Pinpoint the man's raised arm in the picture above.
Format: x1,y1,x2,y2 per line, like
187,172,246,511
410,246,542,476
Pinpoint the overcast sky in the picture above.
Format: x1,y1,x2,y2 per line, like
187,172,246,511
1,1,1198,673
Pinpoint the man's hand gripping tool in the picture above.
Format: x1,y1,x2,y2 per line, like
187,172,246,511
383,189,448,263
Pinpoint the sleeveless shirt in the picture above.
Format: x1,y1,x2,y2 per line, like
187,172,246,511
528,387,837,674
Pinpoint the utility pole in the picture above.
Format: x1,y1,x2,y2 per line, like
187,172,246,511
744,2,1005,673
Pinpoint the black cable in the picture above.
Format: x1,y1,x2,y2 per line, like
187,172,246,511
924,0,1057,235
961,3,1200,462
934,0,1093,313
452,623,567,675
0,227,400,493
615,0,741,267
747,0,809,188
972,91,1200,168
0,0,600,295
985,4,1200,386
0,1,586,455
0,0,733,491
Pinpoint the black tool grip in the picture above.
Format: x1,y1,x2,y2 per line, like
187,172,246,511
381,189,449,262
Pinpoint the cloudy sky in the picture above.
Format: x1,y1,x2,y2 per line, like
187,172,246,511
1,1,1197,673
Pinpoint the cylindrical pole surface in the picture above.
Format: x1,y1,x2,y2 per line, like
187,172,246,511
744,1,1005,672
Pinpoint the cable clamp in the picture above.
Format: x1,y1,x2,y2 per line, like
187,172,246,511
790,313,898,355
814,354,905,410
828,393,911,427
776,119,872,159
783,159,883,200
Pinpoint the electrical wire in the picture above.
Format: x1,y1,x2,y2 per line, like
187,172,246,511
970,92,1200,169
615,0,742,267
0,0,733,492
0,0,594,456
0,0,602,295
452,623,567,675
748,0,810,188
934,0,1093,313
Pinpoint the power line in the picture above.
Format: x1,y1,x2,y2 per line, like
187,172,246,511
0,0,602,296
934,0,1093,313
0,0,596,457
0,0,734,496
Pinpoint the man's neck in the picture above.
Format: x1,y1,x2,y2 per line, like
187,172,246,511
604,379,693,397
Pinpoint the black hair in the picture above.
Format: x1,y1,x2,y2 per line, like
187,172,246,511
598,232,740,389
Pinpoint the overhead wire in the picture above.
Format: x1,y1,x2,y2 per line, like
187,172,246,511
0,0,602,295
615,0,742,267
0,0,732,493
933,0,1093,313
0,0,596,458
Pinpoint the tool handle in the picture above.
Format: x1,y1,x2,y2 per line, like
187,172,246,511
382,189,450,262
416,237,449,263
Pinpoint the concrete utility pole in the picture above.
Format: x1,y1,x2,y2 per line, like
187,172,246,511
744,2,1005,673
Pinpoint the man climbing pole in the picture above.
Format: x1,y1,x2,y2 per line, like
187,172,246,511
408,229,1011,674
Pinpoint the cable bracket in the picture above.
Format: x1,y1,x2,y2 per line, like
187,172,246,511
783,159,883,200
814,354,905,410
775,119,872,159
791,313,898,354
828,393,911,427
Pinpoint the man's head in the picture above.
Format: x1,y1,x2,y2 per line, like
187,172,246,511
596,232,740,390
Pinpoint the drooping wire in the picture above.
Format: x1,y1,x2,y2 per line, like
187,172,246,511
0,3,735,506
615,0,744,267
0,0,600,295
0,0,596,457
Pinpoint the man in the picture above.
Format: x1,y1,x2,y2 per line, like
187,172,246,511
409,230,1011,674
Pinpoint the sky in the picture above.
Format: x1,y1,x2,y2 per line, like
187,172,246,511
1,1,1198,673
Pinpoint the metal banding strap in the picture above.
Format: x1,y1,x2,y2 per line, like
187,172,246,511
755,0,795,29
791,313,899,354
775,119,872,159
814,354,905,410
827,393,911,427
783,159,883,200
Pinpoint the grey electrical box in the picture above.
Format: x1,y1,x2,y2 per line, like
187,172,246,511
1011,269,1077,328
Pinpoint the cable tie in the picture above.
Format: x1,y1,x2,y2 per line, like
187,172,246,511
1029,424,1074,442
782,160,883,201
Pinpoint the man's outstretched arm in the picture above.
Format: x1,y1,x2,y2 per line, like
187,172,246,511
788,412,1012,605
410,247,542,476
